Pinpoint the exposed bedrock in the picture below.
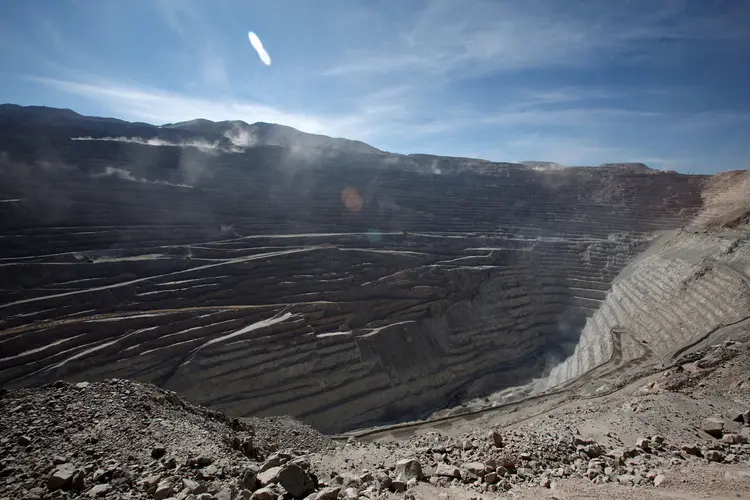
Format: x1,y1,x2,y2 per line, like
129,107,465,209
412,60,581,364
0,106,719,432
546,214,750,391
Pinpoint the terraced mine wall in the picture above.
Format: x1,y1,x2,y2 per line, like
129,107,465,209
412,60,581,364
0,115,709,432
545,174,750,394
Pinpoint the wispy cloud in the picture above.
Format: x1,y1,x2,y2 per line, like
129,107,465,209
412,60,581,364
30,76,335,134
199,49,230,89
323,0,749,80
153,0,201,38
30,75,439,143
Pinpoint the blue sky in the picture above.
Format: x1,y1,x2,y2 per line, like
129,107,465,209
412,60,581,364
1,0,749,173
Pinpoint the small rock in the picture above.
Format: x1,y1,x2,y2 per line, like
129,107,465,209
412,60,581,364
394,458,423,482
635,438,650,451
87,484,110,497
721,434,748,445
259,452,292,472
616,474,635,485
17,435,32,446
93,468,114,483
249,487,277,500
488,430,503,447
200,464,219,479
139,474,161,494
257,466,282,486
517,467,534,479
374,472,392,490
391,480,406,492
26,486,45,499
182,478,206,494
705,450,725,462
154,480,172,500
75,381,90,389
151,444,166,459
681,444,702,457
240,466,259,490
654,474,666,487
582,444,605,458
277,464,315,498
462,462,486,477
435,463,460,479
701,417,725,438
71,470,85,491
215,486,236,500
307,486,341,500
48,465,75,490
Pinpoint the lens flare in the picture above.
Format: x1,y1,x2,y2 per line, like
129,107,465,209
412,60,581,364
341,187,363,212
248,31,272,66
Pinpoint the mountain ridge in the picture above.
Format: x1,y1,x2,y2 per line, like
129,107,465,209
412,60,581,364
0,103,382,156
0,104,680,171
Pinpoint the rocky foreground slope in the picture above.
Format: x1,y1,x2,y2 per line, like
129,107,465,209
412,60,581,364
0,105,718,433
1,332,749,499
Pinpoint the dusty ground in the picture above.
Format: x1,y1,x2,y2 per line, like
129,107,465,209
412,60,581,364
1,330,748,499
308,328,750,499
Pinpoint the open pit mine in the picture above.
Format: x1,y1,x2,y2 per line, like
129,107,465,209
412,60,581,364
1,104,748,434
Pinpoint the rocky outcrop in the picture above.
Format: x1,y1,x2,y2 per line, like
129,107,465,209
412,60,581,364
544,230,750,390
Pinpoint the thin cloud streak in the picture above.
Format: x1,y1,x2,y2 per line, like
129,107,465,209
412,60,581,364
28,76,425,144
323,0,749,80
30,76,333,134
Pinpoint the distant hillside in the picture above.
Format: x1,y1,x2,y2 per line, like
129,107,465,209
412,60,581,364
520,161,566,170
599,162,654,171
162,119,382,155
0,104,383,156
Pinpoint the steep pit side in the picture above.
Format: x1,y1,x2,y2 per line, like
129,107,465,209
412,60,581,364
544,173,750,392
0,127,708,432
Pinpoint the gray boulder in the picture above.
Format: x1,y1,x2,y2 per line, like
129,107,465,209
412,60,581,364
257,466,282,486
240,466,259,490
277,464,315,498
702,417,725,438
153,479,172,500
434,463,460,479
394,458,423,482
305,486,340,500
48,465,76,491
488,430,503,447
250,487,278,500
